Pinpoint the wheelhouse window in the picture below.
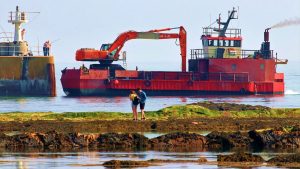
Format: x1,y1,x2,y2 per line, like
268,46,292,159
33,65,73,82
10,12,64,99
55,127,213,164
224,40,229,47
213,40,218,46
234,40,241,47
208,40,214,46
219,40,223,46
202,40,208,46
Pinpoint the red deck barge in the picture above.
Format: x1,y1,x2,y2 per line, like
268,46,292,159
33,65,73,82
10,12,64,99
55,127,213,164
61,8,287,96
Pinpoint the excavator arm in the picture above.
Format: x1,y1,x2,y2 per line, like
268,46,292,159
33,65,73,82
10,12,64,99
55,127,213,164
76,26,187,72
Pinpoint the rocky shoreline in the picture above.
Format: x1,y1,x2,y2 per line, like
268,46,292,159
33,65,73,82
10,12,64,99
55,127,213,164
1,102,300,167
3,129,300,167
1,126,300,150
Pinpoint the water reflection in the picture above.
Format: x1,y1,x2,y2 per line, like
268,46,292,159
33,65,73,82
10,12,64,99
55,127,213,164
17,161,27,169
0,149,298,169
0,93,299,113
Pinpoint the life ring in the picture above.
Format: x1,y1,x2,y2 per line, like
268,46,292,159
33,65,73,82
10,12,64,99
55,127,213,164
187,80,193,86
144,80,151,87
114,79,119,85
228,48,237,55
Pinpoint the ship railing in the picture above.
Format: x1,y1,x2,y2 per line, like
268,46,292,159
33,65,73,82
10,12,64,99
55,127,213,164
202,27,241,37
241,50,274,59
0,44,51,56
29,45,52,56
0,32,13,42
190,49,205,59
191,49,274,59
134,71,249,83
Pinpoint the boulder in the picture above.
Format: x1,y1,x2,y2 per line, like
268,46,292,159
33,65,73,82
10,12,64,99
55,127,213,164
206,131,252,149
249,127,300,148
0,133,10,147
218,152,264,162
268,153,300,163
38,130,75,148
103,160,149,168
97,133,149,148
149,132,207,148
9,133,44,147
69,132,99,147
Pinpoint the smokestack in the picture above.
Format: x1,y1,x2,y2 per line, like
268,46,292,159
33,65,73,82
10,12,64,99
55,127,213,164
261,28,271,59
264,28,270,42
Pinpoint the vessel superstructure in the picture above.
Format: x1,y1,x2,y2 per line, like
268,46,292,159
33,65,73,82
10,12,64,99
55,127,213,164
61,8,286,96
0,6,56,96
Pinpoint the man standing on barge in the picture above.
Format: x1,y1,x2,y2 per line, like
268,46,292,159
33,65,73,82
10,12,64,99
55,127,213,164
43,40,51,56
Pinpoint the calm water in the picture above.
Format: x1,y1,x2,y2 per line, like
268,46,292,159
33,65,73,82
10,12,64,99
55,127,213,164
0,150,295,169
0,62,299,113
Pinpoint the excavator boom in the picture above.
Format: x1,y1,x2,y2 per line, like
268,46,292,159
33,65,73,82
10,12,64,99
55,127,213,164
76,26,187,72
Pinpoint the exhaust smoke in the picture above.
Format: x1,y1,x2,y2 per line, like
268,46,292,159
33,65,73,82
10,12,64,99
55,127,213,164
270,17,300,29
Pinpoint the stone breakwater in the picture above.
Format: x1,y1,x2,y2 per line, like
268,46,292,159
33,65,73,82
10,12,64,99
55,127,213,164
1,126,300,150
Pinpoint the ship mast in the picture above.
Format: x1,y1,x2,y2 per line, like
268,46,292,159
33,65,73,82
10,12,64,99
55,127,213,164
8,6,28,42
214,7,238,37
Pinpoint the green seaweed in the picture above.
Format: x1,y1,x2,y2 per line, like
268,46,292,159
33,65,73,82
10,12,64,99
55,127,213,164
0,103,299,122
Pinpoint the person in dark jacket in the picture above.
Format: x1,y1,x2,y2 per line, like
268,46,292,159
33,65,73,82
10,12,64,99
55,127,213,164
137,88,147,120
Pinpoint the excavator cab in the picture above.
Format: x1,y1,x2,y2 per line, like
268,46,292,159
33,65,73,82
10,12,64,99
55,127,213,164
100,44,110,51
100,44,118,59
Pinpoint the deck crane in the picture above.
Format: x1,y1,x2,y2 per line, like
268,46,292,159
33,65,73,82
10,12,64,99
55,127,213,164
75,26,187,72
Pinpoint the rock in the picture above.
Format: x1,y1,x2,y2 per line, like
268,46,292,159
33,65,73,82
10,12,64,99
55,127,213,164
9,133,44,147
69,132,99,147
217,152,264,162
189,101,271,112
38,130,75,148
206,131,252,149
150,122,157,130
198,156,208,163
249,127,300,148
268,153,300,163
0,133,10,147
149,132,207,148
97,133,149,148
102,160,149,168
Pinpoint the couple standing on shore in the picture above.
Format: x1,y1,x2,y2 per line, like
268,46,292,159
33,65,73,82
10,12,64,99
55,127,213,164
129,88,147,121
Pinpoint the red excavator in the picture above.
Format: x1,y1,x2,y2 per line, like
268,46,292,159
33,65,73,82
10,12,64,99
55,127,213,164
75,26,187,72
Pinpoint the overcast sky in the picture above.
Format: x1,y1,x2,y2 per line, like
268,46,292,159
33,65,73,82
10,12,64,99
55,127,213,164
1,0,300,71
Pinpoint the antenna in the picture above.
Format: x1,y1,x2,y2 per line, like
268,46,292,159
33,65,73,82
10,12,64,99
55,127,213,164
37,37,40,55
209,13,211,27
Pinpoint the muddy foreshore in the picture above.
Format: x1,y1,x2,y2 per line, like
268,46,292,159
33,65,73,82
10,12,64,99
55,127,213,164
0,101,300,133
0,117,299,133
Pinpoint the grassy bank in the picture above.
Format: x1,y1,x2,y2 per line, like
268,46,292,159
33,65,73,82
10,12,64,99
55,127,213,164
1,102,300,122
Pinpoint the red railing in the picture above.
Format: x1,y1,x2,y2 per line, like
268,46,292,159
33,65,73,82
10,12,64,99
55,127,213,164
114,71,249,82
